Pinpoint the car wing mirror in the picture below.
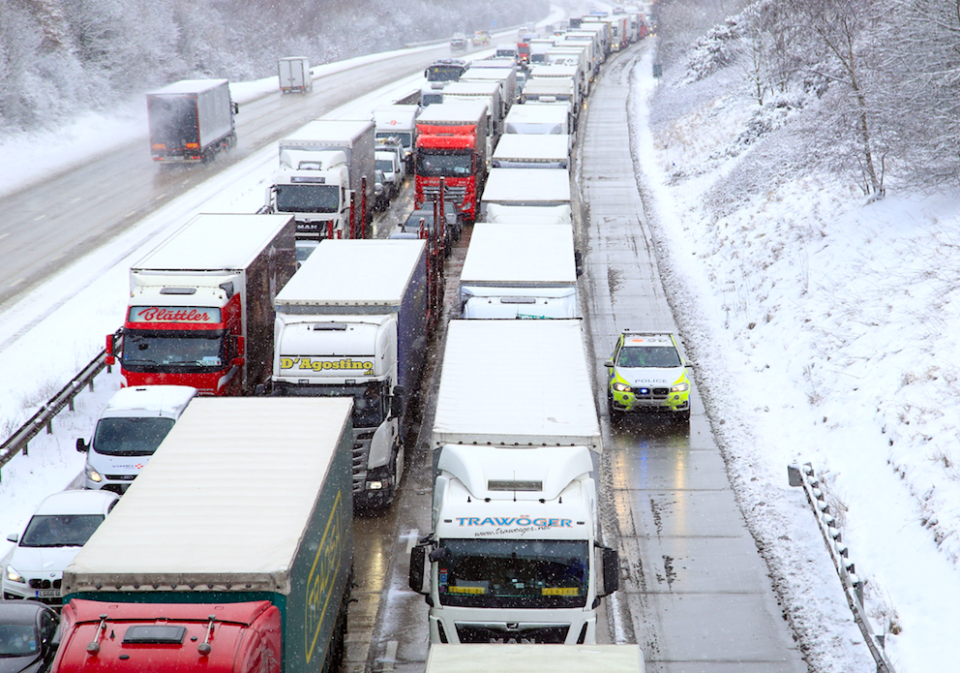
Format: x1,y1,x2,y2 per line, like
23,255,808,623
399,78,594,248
6,533,18,543
604,360,614,368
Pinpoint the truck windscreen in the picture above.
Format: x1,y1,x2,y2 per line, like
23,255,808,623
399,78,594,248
417,151,473,177
148,96,199,147
426,66,463,82
437,538,589,609
276,183,340,213
93,417,176,457
275,382,386,429
122,329,227,372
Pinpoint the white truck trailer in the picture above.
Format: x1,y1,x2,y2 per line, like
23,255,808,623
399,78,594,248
272,240,428,509
278,56,312,93
425,644,645,672
461,62,517,111
530,63,583,102
459,223,579,319
491,135,570,169
504,103,575,150
480,168,571,219
522,70,581,109
438,80,505,148
409,320,615,645
375,104,419,171
266,119,376,240
482,203,573,226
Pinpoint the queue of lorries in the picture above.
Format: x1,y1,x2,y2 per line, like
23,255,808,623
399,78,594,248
2,6,662,673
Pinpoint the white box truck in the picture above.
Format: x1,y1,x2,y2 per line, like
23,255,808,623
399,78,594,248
410,320,614,645
375,104,419,171
504,103,575,150
146,79,238,163
76,386,197,494
491,135,570,169
459,223,579,319
278,56,312,93
266,119,376,240
480,168,571,219
425,644,645,672
112,213,297,397
272,240,428,509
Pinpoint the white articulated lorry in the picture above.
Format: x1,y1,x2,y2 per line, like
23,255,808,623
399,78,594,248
266,119,376,240
271,240,428,509
491,135,570,169
425,644,645,672
480,168,571,220
459,223,579,319
409,320,618,645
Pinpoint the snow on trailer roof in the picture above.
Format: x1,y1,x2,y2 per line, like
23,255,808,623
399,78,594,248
432,320,600,451
461,223,576,285
416,101,488,124
132,214,294,272
284,119,373,144
440,80,501,96
482,168,571,204
276,239,425,307
64,398,353,592
505,104,569,124
374,105,419,128
425,644,645,673
146,79,228,96
492,135,570,163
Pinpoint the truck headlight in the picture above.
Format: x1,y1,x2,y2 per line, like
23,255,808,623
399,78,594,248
85,464,103,483
671,382,689,393
612,382,631,393
5,565,25,584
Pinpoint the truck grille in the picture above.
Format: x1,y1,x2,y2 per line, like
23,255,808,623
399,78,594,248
423,185,467,201
455,624,569,644
352,435,372,493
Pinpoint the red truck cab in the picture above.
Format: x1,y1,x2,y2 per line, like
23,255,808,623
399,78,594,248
53,600,282,673
415,102,488,221
109,214,296,396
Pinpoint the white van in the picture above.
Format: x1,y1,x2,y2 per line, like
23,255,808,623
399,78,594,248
76,386,197,493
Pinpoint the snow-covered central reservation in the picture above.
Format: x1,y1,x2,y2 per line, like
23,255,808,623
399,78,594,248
2,3,959,672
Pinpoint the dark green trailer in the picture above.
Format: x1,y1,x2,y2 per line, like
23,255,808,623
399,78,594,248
55,398,354,673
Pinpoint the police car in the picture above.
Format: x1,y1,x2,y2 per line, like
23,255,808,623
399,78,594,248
605,331,691,421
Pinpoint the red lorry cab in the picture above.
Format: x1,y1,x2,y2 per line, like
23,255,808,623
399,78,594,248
53,599,282,673
111,214,296,396
415,102,488,221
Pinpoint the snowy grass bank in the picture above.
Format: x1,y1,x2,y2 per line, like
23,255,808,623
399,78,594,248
633,42,960,673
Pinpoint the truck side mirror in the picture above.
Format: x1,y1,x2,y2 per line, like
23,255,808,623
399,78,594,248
600,546,619,596
235,336,245,357
233,102,239,114
409,544,430,595
76,438,88,453
231,357,246,368
391,386,405,419
104,333,116,366
575,250,583,277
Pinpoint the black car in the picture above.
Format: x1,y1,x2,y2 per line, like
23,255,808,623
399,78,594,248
0,600,59,673
396,203,463,254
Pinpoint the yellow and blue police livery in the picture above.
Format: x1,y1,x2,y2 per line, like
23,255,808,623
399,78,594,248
605,331,691,422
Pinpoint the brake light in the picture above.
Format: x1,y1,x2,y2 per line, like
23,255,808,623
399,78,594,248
186,143,200,149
